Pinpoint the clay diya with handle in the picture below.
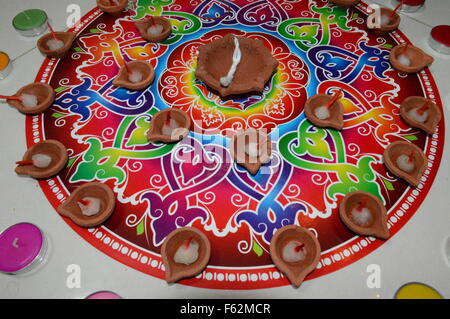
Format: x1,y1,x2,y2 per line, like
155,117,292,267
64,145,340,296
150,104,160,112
383,141,427,187
37,31,76,59
96,0,128,16
147,108,191,143
390,44,434,74
57,182,116,228
195,34,278,98
5,82,55,115
134,16,172,43
304,89,344,130
339,191,389,240
368,7,401,35
15,140,68,179
270,225,321,288
112,60,155,90
230,129,272,175
161,227,211,283
400,97,442,135
329,0,361,8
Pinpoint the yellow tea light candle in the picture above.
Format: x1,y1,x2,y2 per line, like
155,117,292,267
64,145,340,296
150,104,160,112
12,9,48,37
0,52,12,80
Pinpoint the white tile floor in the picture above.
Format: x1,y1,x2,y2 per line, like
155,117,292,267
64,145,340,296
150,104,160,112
0,0,449,298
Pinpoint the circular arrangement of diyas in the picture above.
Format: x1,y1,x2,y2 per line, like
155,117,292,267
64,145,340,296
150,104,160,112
3,0,445,291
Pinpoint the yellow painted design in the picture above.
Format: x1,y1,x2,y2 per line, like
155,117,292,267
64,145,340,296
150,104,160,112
0,52,9,71
395,283,443,299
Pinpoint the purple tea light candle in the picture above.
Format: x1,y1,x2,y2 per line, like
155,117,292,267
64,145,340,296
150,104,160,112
86,291,122,299
0,223,47,274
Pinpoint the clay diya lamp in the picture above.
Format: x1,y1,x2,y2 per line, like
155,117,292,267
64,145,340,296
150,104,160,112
134,16,172,43
57,182,116,228
329,0,361,8
112,60,155,91
400,96,442,134
368,7,401,35
37,28,76,59
147,108,191,143
161,227,211,283
383,141,427,187
304,89,344,130
195,34,278,98
96,0,128,16
339,191,389,240
15,139,68,179
230,129,272,175
4,82,55,115
429,25,450,55
389,44,434,74
269,225,321,288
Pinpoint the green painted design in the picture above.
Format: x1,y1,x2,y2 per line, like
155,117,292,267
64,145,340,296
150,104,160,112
278,119,382,201
126,116,151,147
70,138,175,183
133,0,173,20
383,179,395,191
405,135,418,141
382,43,393,49
74,47,83,52
90,28,100,33
51,112,65,118
54,86,66,93
66,158,76,168
136,219,145,235
277,5,350,51
252,241,263,257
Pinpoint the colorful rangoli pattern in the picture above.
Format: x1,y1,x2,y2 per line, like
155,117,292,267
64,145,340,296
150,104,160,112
27,0,444,289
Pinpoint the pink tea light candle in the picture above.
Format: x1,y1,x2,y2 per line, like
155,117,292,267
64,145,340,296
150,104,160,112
0,223,47,274
86,291,122,299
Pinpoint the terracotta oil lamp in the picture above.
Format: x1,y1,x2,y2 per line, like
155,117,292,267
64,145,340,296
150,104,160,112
15,140,68,179
96,0,128,16
368,7,401,35
37,31,76,59
304,89,344,130
112,60,155,91
230,129,272,175
390,44,434,74
339,191,389,240
57,182,116,228
329,0,361,8
400,96,442,134
134,16,172,43
270,225,321,288
147,108,191,143
383,141,427,187
161,227,211,283
195,34,278,98
6,82,55,115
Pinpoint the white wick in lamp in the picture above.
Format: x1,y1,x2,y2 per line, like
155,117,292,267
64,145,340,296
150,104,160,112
78,197,101,216
350,198,372,226
20,93,38,108
282,241,305,263
147,17,163,36
128,71,143,83
314,105,330,120
16,153,52,168
408,100,430,123
396,152,415,173
174,237,199,265
220,36,242,87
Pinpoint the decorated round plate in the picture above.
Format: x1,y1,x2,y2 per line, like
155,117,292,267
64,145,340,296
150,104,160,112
27,0,444,289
